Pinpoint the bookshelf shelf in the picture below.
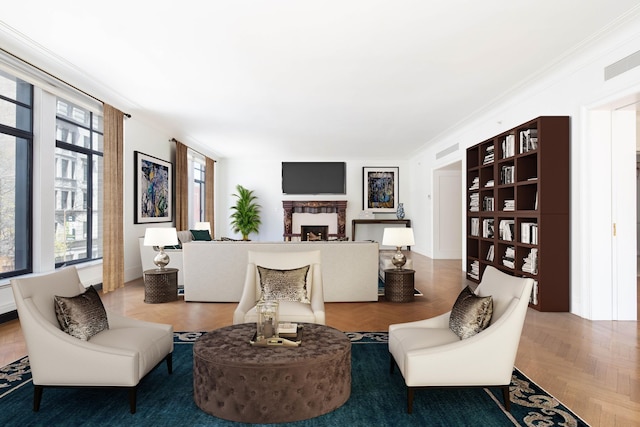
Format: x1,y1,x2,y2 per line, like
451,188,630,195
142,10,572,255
466,116,570,312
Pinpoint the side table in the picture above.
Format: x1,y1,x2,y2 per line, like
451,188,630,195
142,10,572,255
143,268,178,303
384,268,415,302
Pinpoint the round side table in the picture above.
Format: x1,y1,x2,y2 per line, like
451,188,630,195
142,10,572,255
143,268,178,303
384,268,415,302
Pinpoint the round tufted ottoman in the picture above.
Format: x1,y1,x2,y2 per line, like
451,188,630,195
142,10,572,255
193,323,351,423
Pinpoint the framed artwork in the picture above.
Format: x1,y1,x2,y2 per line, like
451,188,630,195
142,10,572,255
134,151,173,224
363,166,399,213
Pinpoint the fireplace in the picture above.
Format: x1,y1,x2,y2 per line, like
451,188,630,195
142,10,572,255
283,200,347,241
301,225,328,241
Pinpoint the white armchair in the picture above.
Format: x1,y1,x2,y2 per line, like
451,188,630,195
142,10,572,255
11,267,174,414
388,266,534,413
233,250,326,325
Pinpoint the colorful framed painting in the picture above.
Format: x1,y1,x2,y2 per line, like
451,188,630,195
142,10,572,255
363,166,399,213
134,151,173,224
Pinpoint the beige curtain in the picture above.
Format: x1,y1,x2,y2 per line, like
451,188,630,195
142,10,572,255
175,140,189,231
205,157,215,237
102,104,124,293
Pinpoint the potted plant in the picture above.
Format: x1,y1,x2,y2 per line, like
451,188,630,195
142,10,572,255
230,184,261,240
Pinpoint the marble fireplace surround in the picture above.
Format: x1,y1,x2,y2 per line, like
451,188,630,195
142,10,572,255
282,200,347,241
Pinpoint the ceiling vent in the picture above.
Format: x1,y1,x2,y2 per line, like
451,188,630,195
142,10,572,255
604,49,640,81
436,143,459,160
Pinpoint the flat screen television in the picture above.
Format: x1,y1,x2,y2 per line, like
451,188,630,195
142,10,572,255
282,162,346,195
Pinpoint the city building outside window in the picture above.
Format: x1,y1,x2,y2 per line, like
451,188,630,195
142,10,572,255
54,98,103,266
0,69,32,278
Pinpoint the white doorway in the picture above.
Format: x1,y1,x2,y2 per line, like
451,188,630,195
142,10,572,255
432,161,462,259
586,95,639,320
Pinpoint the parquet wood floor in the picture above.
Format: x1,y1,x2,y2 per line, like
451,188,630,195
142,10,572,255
0,252,638,426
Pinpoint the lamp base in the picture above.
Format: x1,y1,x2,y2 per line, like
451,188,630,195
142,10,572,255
392,247,406,270
153,248,170,270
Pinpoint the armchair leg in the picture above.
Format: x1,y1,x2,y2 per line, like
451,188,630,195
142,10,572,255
129,386,137,414
166,352,173,374
407,387,414,414
33,385,43,412
501,385,511,412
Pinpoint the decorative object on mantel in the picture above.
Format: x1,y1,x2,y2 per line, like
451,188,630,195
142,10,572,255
363,166,399,213
143,227,179,269
396,202,405,219
230,184,261,240
382,227,415,269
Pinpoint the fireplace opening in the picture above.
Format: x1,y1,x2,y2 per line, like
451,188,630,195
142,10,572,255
301,225,328,241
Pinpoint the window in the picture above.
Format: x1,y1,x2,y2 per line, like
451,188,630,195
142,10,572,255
189,150,207,226
0,69,33,278
54,98,103,266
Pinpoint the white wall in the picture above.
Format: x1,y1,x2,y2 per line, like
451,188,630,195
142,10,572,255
217,158,411,243
411,13,640,319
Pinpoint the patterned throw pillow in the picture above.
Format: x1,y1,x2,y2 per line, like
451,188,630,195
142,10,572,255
54,286,109,341
257,265,311,303
449,286,493,339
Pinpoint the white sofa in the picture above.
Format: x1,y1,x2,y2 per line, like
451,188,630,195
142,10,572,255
182,241,379,302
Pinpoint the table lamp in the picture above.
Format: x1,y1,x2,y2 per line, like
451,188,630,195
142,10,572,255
144,227,179,270
382,227,415,270
194,222,211,233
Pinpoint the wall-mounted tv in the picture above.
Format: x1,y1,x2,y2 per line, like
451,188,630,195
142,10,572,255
282,162,346,195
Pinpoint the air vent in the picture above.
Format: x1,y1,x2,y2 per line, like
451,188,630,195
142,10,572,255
604,50,640,81
436,143,459,160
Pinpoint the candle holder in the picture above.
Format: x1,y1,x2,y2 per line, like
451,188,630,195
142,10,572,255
256,300,279,341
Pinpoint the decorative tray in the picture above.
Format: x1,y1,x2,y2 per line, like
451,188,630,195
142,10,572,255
250,325,303,347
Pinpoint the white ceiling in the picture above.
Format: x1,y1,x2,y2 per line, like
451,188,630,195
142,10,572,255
1,1,639,160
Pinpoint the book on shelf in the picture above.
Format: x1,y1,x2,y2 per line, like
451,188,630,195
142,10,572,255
502,246,515,269
502,134,515,158
522,248,538,275
469,176,479,190
485,179,494,187
469,192,479,211
469,260,480,280
486,244,494,261
499,219,515,241
520,222,538,244
500,165,515,184
519,128,538,153
483,145,494,164
470,218,480,236
483,196,494,211
482,219,494,238
503,199,515,211
529,280,539,305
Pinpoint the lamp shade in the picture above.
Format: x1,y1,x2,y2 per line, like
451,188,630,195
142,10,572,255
194,222,211,233
382,227,415,247
143,227,179,247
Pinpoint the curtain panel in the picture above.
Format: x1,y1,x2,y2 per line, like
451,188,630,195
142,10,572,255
205,157,215,237
102,104,124,293
175,140,189,231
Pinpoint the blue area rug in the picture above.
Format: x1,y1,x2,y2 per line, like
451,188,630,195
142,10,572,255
0,332,588,426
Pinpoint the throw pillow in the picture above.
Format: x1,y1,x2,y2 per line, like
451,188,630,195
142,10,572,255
449,286,493,339
190,229,212,241
257,265,311,303
54,286,109,341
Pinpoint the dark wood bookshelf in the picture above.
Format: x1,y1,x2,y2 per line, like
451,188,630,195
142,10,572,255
466,116,570,312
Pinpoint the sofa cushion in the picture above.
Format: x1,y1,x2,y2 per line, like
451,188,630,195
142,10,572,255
54,286,109,341
449,286,493,339
177,230,193,244
190,229,212,241
257,265,311,303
